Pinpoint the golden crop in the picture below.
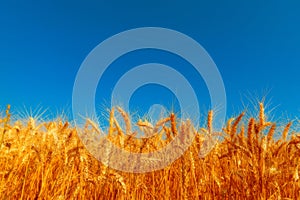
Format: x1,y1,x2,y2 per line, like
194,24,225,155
0,103,299,199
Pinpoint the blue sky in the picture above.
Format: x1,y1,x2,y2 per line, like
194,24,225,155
0,1,300,122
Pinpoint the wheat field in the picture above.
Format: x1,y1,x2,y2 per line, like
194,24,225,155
0,103,299,199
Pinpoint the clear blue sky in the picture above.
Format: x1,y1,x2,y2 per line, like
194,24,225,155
1,1,300,121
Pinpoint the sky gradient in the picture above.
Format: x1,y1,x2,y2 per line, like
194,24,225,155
1,1,300,122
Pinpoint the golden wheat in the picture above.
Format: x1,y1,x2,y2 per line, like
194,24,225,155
0,104,299,199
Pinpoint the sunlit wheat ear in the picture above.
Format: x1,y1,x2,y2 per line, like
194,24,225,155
267,123,276,144
6,104,11,118
259,102,265,127
164,126,173,142
231,112,245,137
84,118,101,134
207,110,213,134
137,119,153,137
0,105,11,149
108,107,115,137
199,127,208,135
27,117,35,132
237,124,245,145
60,121,69,133
113,116,124,136
170,113,178,137
136,116,171,138
258,103,273,132
1,105,11,125
282,122,292,141
223,117,234,135
198,110,216,158
116,106,132,134
153,116,170,134
247,118,255,152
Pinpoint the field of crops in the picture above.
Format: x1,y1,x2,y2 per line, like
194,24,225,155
0,103,299,199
